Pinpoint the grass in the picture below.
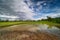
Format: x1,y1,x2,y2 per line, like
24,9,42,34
0,21,60,40
39,21,60,28
0,21,60,28
0,22,22,28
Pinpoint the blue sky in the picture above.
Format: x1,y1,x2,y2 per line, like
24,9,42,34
0,0,60,20
25,0,60,19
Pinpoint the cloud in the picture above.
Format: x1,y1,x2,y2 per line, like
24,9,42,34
0,14,19,18
25,0,44,12
35,13,60,20
0,0,60,20
46,13,60,18
0,0,36,20
11,0,35,20
0,14,19,21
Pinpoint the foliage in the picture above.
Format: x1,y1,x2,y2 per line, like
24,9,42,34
41,17,60,24
0,17,60,28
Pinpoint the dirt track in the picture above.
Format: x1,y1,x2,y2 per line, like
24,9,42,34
0,24,60,40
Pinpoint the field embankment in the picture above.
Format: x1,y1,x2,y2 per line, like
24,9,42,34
0,21,60,28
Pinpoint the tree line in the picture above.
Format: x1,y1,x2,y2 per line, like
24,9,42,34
0,17,60,24
41,16,60,23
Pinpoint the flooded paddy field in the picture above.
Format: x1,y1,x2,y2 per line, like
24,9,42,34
0,24,60,40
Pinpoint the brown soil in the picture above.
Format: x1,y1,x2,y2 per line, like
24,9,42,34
0,31,59,40
0,24,60,40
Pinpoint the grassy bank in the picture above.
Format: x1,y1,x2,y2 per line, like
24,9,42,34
0,21,60,28
38,21,60,28
0,22,22,28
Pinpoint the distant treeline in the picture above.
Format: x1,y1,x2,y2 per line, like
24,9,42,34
41,17,60,23
0,17,60,23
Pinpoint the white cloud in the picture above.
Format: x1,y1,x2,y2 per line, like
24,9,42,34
0,0,60,20
37,1,45,6
0,14,19,18
35,13,60,20
45,13,60,18
25,0,44,11
10,0,36,20
0,0,37,20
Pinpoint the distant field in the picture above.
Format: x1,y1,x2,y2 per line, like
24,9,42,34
0,22,22,28
0,21,60,28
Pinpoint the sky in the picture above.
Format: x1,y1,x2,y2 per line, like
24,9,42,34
0,0,60,20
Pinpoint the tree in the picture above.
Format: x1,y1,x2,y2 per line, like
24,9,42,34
0,19,1,21
47,16,52,21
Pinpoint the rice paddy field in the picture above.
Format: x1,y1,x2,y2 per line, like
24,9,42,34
0,21,60,40
0,21,60,28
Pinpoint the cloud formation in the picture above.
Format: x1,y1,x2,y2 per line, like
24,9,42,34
0,0,60,20
0,0,36,20
25,0,60,20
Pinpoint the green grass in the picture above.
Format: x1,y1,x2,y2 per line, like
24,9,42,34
37,21,60,28
0,22,22,28
23,21,60,28
0,21,60,28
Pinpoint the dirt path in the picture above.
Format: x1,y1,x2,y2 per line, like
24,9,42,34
0,24,40,31
0,24,60,40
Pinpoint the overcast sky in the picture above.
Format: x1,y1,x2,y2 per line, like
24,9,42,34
0,0,60,20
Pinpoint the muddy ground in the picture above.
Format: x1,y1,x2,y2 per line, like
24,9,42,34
0,24,60,40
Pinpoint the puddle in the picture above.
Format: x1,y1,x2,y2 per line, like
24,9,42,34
0,24,60,39
37,24,60,38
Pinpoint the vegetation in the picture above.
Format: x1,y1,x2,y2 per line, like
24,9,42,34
0,17,60,28
0,22,21,28
41,16,60,24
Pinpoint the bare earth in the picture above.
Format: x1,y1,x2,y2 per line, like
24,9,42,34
0,24,60,40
